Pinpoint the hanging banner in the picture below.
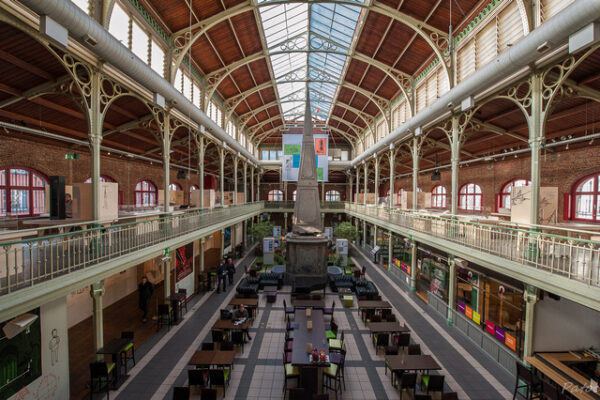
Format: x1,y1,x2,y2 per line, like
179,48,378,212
282,134,329,182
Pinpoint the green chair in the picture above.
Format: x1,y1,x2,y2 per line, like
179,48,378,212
208,368,230,397
283,352,300,393
89,361,115,400
326,320,338,340
328,331,345,353
323,363,342,400
120,331,135,373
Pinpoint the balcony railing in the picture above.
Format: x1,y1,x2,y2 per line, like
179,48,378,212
263,200,346,210
346,203,600,288
0,202,263,296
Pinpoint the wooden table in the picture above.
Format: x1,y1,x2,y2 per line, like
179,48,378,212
212,319,247,331
525,353,599,400
292,309,329,397
358,300,392,310
188,350,236,368
292,299,325,309
367,321,409,335
229,298,259,318
385,354,441,386
96,338,132,388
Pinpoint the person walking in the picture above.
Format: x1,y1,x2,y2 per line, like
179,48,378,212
226,257,236,285
138,275,154,322
216,259,227,294
234,305,252,341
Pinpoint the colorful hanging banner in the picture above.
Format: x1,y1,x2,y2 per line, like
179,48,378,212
486,320,495,335
472,311,481,325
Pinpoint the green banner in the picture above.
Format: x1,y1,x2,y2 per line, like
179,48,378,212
284,144,301,155
317,168,324,180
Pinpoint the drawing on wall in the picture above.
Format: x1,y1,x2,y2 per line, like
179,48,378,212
33,373,59,400
175,243,193,282
0,309,41,399
48,329,60,366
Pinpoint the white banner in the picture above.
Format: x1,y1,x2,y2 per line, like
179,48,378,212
281,134,328,182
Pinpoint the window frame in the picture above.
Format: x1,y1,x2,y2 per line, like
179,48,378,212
431,185,447,209
0,167,48,217
267,189,284,201
459,183,483,211
571,173,600,222
325,190,341,202
499,178,531,210
134,180,157,207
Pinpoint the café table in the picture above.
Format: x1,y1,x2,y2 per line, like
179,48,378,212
229,298,259,319
385,354,441,386
292,309,330,397
188,350,236,369
169,292,186,324
212,319,248,331
292,299,325,309
96,337,132,388
358,300,392,320
367,321,410,335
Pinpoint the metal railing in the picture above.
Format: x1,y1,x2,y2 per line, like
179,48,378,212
346,203,600,288
0,202,263,296
263,200,346,210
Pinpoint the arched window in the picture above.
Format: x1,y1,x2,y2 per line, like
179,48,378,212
135,180,157,206
325,190,341,202
499,179,530,210
459,183,482,211
189,185,199,202
85,175,116,183
572,173,600,221
169,183,182,191
267,189,284,201
431,185,447,209
0,167,48,216
396,188,404,206
292,190,297,201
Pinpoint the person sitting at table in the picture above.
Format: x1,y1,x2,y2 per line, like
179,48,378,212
233,305,252,342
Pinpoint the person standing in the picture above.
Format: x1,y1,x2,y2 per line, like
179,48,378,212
138,275,154,322
226,257,236,285
216,259,227,294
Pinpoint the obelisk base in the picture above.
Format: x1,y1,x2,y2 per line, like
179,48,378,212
285,233,328,291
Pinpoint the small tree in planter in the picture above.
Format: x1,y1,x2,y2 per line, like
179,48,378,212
251,221,274,256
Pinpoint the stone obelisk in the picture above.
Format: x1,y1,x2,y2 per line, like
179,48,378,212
285,100,328,290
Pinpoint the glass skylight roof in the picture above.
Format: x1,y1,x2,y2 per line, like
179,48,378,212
258,1,363,123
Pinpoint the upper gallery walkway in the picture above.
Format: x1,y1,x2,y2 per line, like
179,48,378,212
264,202,600,311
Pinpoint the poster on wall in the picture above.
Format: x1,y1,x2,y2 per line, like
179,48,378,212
175,243,193,282
282,134,329,182
224,227,231,251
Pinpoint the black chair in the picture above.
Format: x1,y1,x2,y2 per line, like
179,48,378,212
157,304,172,331
220,341,234,351
188,368,208,388
385,345,399,355
178,288,188,315
386,313,397,322
120,331,135,373
288,388,306,400
212,329,226,347
373,333,389,354
324,301,335,317
442,392,458,400
369,314,382,323
283,352,300,394
172,386,190,400
231,331,245,353
201,342,215,351
407,344,421,355
513,361,541,400
331,348,346,390
283,299,295,319
200,388,217,400
209,368,230,398
423,374,444,396
395,333,410,351
286,315,295,331
323,362,342,400
540,378,561,400
89,361,114,400
398,372,417,400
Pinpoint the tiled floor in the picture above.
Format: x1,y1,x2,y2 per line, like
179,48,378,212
109,249,514,400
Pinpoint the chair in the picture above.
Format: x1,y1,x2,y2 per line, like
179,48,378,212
323,362,342,400
283,352,300,393
201,342,215,351
200,388,218,400
286,315,295,331
385,313,397,322
172,386,190,400
188,368,208,388
329,331,345,353
398,372,417,400
423,374,444,396
208,368,230,398
231,331,245,353
120,331,135,373
373,333,389,354
324,301,335,317
288,388,306,400
331,348,346,390
395,333,410,351
513,361,541,400
89,361,114,400
326,319,338,340
385,345,399,355
381,308,392,320
157,304,172,331
283,299,295,319
369,314,382,323
211,329,226,347
442,392,458,400
360,265,366,279
220,341,234,351
178,288,188,314
407,344,421,355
